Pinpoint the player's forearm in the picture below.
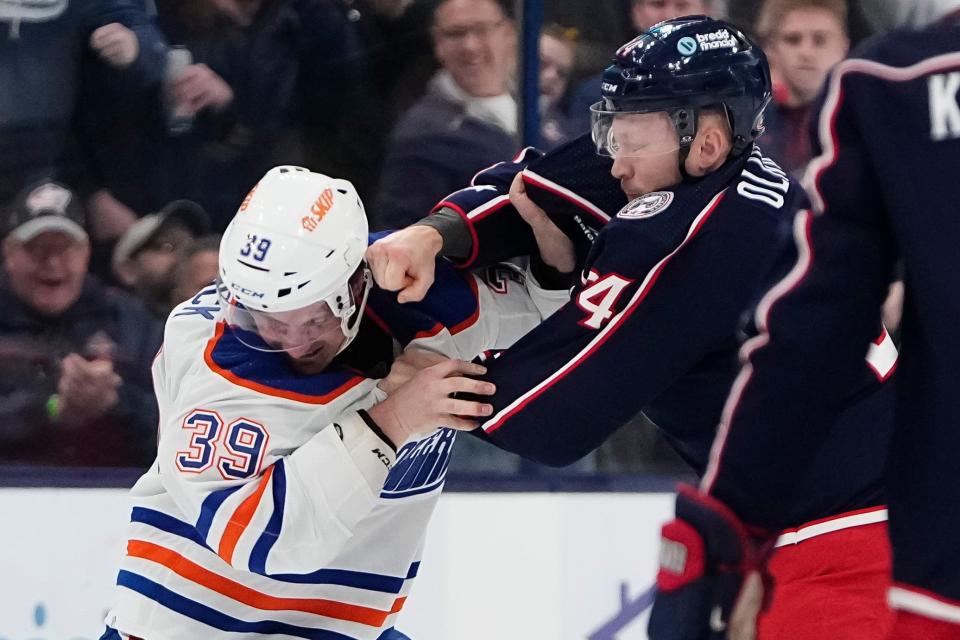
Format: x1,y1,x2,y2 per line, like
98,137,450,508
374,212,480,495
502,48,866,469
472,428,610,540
414,207,472,262
419,190,540,267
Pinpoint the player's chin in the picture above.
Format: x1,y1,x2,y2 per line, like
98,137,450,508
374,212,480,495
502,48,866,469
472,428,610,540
288,347,336,375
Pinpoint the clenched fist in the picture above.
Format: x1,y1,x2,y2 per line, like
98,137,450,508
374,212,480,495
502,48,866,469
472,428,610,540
366,226,443,303
90,23,139,68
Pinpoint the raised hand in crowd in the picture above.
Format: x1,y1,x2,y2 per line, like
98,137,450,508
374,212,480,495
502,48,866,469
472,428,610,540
172,63,235,115
55,353,122,428
89,22,140,69
87,189,138,241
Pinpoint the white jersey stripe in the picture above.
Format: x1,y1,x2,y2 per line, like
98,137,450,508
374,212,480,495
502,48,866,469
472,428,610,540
522,169,611,223
889,584,960,624
774,506,887,547
805,52,960,214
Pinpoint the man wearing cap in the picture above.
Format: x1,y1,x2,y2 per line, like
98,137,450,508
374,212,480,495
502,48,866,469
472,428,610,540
112,200,210,319
0,180,162,467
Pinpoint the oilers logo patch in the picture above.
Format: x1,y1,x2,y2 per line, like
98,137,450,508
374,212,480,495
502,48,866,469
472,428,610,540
617,191,674,219
380,428,456,499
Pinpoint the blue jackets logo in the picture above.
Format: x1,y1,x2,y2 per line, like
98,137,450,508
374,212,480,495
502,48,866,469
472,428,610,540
381,428,456,499
617,191,674,219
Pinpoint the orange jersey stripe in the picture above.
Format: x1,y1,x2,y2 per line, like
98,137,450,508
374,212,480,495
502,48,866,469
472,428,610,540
218,465,274,564
127,540,402,626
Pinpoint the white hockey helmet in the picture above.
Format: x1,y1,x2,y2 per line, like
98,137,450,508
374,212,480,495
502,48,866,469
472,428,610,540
218,166,371,357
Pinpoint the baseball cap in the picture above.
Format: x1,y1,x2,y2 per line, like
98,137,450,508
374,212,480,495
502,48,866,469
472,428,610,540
112,199,210,273
6,181,87,242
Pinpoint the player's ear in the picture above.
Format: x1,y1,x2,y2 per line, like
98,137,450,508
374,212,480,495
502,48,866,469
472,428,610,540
686,118,733,177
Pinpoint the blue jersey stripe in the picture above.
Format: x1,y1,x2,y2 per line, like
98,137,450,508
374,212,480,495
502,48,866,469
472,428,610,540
267,568,406,593
133,507,210,548
116,571,358,639
406,562,420,579
380,480,446,500
196,484,243,541
131,507,413,592
249,460,287,573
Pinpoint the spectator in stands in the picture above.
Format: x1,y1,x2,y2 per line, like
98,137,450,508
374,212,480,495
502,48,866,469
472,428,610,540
94,0,365,232
169,234,221,308
322,0,438,199
542,1,635,79
0,1,168,243
539,24,579,149
566,0,712,134
371,0,518,230
0,181,162,468
756,0,849,175
112,199,209,319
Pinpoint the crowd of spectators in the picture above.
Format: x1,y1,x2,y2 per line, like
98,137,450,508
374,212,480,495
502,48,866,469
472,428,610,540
0,0,897,473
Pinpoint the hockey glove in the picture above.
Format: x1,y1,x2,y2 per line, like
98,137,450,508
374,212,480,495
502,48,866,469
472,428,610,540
648,485,774,640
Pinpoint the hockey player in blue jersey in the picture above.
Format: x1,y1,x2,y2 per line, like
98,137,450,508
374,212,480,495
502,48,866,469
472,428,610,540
99,166,551,640
367,16,899,639
646,4,960,639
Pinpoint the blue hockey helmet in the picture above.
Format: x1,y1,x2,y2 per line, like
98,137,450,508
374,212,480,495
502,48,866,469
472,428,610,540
591,16,771,159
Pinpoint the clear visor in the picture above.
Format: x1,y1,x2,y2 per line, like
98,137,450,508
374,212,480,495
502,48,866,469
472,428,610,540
590,105,683,159
219,269,368,356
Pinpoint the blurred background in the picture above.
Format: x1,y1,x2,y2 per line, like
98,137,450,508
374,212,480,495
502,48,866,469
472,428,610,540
0,0,903,483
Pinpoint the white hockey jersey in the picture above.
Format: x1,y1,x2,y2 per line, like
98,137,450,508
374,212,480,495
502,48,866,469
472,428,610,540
104,259,551,640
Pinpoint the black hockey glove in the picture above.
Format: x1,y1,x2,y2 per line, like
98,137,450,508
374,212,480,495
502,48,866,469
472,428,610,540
648,485,774,640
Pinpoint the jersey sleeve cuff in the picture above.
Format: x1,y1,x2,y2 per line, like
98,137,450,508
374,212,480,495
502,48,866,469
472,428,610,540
332,411,397,493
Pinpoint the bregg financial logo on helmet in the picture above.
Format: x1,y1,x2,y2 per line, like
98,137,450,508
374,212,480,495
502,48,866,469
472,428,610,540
695,28,738,52
302,187,335,232
617,191,674,219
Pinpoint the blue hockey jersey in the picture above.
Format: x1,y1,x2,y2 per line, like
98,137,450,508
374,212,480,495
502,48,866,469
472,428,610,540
435,138,898,528
701,15,960,612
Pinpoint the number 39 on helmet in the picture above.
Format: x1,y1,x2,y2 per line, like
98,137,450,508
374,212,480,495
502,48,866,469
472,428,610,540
217,166,371,356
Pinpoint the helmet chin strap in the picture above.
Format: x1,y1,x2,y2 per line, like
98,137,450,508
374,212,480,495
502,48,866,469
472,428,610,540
674,107,698,182
334,267,372,356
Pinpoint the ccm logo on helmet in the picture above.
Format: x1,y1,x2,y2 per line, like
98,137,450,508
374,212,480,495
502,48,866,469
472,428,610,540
230,283,266,299
302,188,335,232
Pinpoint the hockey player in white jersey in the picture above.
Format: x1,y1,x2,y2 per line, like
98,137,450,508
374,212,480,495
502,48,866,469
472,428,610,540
101,166,551,640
